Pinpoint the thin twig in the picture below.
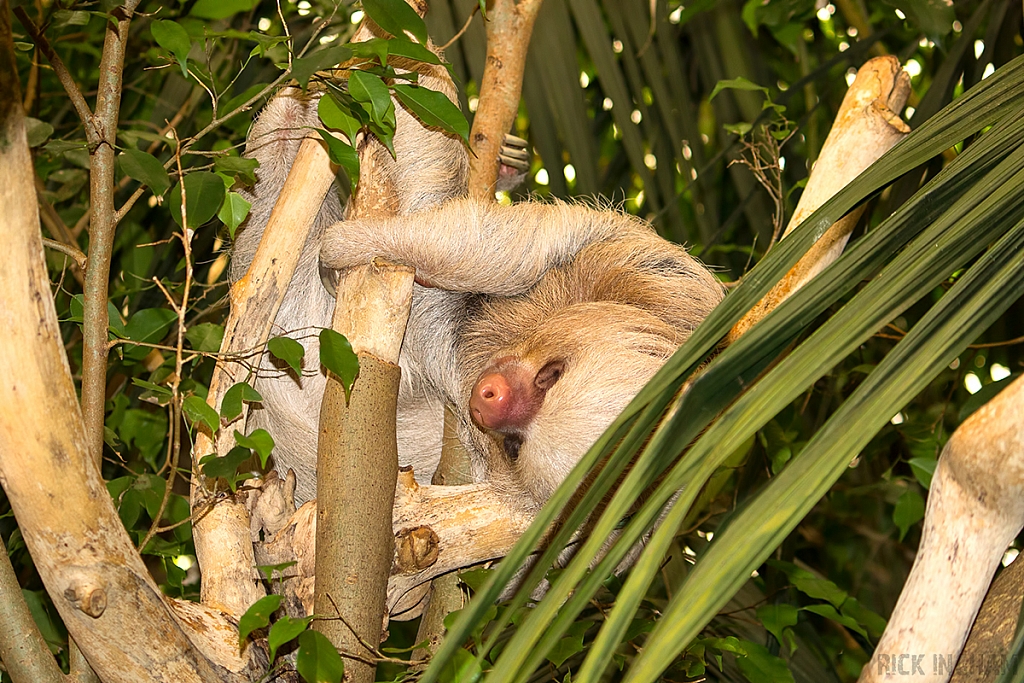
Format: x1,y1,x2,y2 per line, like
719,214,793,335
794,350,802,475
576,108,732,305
41,238,87,268
440,5,479,51
139,131,192,553
12,7,96,143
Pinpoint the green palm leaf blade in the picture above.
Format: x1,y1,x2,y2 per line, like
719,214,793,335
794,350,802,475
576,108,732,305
489,114,1024,683
423,55,1024,683
624,210,1024,683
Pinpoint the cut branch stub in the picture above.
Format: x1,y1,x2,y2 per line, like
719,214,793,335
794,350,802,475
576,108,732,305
729,56,910,342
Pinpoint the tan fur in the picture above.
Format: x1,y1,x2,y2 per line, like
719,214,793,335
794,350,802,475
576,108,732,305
232,62,724,511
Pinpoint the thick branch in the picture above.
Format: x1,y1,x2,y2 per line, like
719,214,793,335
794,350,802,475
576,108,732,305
255,471,535,618
315,265,413,682
0,10,251,679
191,134,337,619
467,0,544,200
729,56,910,341
859,374,1024,683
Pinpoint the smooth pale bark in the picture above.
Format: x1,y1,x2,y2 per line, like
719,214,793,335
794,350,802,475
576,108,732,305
0,535,63,683
467,0,545,200
413,410,475,659
191,133,336,619
859,375,1024,683
729,56,910,340
0,11,250,680
315,264,413,683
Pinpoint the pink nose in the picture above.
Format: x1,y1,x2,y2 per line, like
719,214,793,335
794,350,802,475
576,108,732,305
470,373,512,430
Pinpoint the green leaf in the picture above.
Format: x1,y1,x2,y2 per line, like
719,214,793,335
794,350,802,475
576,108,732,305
316,130,360,188
24,117,54,147
269,615,315,663
318,94,363,144
131,378,173,401
235,429,275,469
268,336,305,375
734,640,795,683
319,329,359,400
221,382,263,421
214,156,260,185
151,20,191,79
804,604,868,639
218,192,252,238
190,0,256,20
200,446,253,492
296,630,345,683
351,38,389,66
185,322,224,353
767,560,847,607
119,149,171,196
123,307,177,360
348,70,394,127
360,0,428,44
437,648,482,683
169,172,227,229
547,636,584,669
709,76,768,102
907,456,937,489
893,488,926,541
385,37,441,65
291,46,353,90
258,560,298,582
756,604,798,647
183,395,220,433
840,597,887,639
391,83,469,142
238,594,283,646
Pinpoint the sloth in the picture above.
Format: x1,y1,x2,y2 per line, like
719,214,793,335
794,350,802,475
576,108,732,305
231,53,723,513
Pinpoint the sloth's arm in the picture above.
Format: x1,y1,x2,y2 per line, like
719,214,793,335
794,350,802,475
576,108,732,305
320,198,657,295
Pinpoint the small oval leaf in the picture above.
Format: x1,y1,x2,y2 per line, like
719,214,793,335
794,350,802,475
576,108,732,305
268,336,305,375
119,149,171,196
296,630,344,683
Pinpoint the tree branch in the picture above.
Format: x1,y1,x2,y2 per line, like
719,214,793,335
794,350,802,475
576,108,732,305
0,534,64,683
728,56,911,341
466,0,545,200
12,6,96,142
79,0,143,473
0,8,253,679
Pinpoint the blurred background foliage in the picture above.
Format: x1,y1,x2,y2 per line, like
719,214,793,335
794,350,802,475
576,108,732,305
3,0,1024,681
